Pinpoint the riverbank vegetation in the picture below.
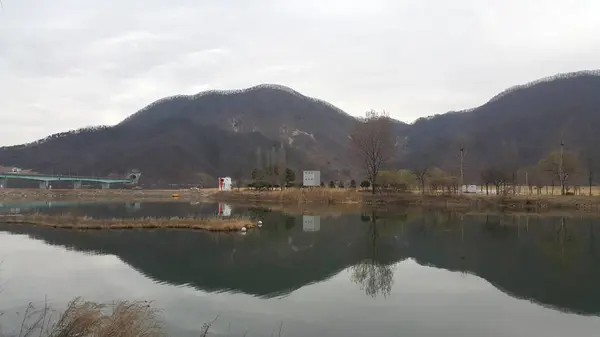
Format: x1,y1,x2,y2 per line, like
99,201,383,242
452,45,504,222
0,213,254,231
2,298,164,337
237,109,600,205
1,298,276,337
212,187,600,212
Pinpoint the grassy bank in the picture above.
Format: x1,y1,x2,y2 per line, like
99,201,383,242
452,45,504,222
211,188,600,212
0,213,254,231
0,188,214,202
4,187,600,212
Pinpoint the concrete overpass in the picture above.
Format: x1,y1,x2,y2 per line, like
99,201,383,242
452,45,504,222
0,171,141,189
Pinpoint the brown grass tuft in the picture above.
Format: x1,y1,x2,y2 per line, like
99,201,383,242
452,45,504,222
0,213,254,232
212,188,364,204
9,298,164,337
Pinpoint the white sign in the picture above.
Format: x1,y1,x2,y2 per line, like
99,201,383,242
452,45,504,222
462,185,478,193
303,170,321,187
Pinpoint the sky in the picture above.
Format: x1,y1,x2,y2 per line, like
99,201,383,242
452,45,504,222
1,0,599,146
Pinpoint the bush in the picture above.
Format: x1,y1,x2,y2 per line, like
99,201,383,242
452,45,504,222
360,180,371,189
329,180,335,188
350,179,357,188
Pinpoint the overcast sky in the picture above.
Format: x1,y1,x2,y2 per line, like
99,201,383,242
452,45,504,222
1,0,599,146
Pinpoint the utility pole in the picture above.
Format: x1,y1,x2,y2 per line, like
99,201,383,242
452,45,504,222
459,146,465,194
559,139,565,195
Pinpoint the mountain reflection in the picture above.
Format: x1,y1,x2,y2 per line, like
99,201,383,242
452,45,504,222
2,205,600,316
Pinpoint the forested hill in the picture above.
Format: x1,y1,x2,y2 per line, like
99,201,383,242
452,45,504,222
400,70,600,182
0,71,599,185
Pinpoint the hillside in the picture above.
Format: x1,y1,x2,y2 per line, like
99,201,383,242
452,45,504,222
0,85,362,185
118,84,375,176
0,119,317,186
401,70,600,182
1,71,599,185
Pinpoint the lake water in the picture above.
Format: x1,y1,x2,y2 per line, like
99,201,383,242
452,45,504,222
1,202,600,336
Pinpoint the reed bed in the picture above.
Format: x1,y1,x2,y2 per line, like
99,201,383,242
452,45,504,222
212,187,600,212
0,213,254,231
2,297,281,337
212,188,364,204
4,298,164,337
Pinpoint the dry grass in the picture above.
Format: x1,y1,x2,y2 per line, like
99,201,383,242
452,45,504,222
0,213,254,231
4,298,279,337
211,187,600,212
7,298,164,337
0,189,215,203
212,188,364,204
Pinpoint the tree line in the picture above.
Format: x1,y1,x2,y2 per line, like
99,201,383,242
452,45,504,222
350,110,593,196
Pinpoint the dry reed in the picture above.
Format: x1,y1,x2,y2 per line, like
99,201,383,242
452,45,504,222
6,298,164,337
212,188,364,204
0,213,254,231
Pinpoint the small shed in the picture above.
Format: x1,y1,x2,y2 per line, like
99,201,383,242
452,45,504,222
218,177,232,191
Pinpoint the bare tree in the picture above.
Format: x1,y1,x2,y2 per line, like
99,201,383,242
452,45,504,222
481,168,510,195
350,110,395,194
577,126,599,196
232,169,243,191
539,148,579,195
277,141,287,189
255,147,262,172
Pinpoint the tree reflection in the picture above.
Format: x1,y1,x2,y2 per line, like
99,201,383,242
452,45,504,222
351,212,394,298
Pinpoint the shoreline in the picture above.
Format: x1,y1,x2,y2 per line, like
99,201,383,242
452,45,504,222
209,189,600,212
0,213,255,231
2,188,600,213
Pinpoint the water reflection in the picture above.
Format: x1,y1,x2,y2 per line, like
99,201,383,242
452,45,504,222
0,201,236,218
302,215,320,232
351,212,394,298
1,204,600,317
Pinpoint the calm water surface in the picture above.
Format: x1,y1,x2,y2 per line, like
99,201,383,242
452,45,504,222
1,202,600,336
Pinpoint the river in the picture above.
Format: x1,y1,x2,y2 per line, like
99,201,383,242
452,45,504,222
0,201,599,336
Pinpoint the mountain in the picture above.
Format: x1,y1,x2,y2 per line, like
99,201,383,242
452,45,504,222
0,85,365,185
1,71,599,185
118,84,371,176
400,70,600,181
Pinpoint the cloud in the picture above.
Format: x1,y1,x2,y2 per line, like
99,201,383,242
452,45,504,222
1,0,599,145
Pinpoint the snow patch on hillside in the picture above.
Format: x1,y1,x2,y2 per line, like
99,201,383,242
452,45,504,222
291,129,316,141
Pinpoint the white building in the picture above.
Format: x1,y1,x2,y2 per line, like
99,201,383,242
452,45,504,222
302,170,321,187
218,203,232,216
303,215,321,232
218,177,232,191
462,185,478,193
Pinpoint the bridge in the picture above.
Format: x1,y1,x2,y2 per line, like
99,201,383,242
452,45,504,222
0,171,141,189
